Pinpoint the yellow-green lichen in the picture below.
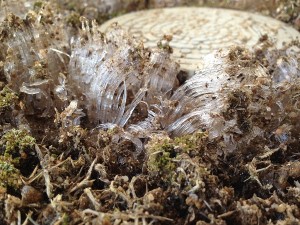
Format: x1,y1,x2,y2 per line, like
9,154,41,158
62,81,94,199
1,129,35,158
146,135,176,179
0,86,18,110
62,213,70,225
174,131,207,153
0,156,22,189
33,1,44,10
146,132,208,182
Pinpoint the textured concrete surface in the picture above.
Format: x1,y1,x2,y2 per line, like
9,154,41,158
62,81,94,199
100,7,300,73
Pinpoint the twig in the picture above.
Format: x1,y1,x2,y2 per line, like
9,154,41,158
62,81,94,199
70,157,98,193
218,210,236,219
35,144,53,199
84,188,101,211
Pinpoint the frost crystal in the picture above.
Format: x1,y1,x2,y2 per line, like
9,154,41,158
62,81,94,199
68,21,178,127
1,7,299,154
162,45,300,151
1,10,69,116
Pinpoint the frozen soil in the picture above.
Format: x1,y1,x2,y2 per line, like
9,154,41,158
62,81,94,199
0,1,300,225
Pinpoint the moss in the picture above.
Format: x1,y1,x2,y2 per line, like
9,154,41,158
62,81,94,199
146,132,208,180
174,131,207,153
151,151,176,171
1,129,35,158
146,135,176,180
62,213,70,225
0,86,18,110
33,1,44,10
0,156,21,190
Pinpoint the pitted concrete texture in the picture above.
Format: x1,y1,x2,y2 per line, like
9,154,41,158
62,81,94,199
100,7,300,73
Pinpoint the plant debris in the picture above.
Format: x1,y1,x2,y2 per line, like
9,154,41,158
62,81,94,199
0,1,299,225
